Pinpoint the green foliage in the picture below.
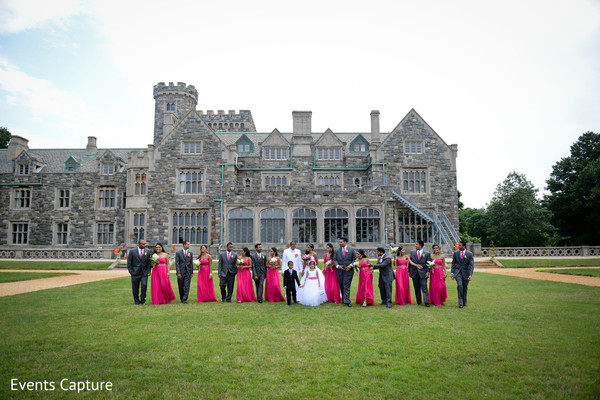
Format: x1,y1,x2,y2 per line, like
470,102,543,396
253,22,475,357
487,172,554,246
545,131,600,245
459,207,489,245
0,126,11,149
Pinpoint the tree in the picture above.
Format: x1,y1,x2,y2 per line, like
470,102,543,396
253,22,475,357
0,126,10,149
545,131,600,245
486,172,554,247
459,207,490,245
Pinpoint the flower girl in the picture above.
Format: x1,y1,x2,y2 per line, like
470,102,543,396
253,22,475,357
297,260,328,306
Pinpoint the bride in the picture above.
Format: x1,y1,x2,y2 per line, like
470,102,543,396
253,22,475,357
297,260,328,306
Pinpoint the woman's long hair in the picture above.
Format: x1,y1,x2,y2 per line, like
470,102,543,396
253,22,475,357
357,249,366,258
241,247,250,257
153,242,164,255
326,243,334,258
271,247,278,257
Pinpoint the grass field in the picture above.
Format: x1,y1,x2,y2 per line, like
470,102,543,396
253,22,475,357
1,272,599,399
0,261,113,270
498,258,600,268
538,268,600,278
0,271,76,283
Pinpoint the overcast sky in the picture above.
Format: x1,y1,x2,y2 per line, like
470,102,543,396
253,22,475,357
1,0,599,208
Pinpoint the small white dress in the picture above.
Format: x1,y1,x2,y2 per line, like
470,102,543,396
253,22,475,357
297,268,328,306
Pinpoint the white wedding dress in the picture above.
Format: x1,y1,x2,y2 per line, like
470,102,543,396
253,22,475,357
297,268,328,306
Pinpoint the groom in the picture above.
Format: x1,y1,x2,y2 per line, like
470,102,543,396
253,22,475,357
251,243,267,303
372,247,394,308
127,239,151,305
175,241,193,304
218,242,238,302
409,240,431,307
333,237,356,307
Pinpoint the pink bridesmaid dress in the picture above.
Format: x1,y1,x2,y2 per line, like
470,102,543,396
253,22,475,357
395,258,412,305
236,259,256,303
151,257,176,304
197,259,217,302
265,260,285,302
355,261,374,305
428,258,448,306
323,253,341,303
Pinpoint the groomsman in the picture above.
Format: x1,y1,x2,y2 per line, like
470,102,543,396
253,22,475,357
252,243,267,303
175,241,193,304
333,237,356,307
409,240,431,307
371,247,394,308
218,242,238,302
127,239,151,305
282,241,302,276
451,240,474,308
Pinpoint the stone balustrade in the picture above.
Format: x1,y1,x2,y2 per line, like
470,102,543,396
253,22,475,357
480,246,600,257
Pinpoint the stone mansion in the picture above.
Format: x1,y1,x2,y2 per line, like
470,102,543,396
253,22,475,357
0,82,460,256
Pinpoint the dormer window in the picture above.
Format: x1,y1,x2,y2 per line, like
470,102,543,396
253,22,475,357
317,148,341,160
65,156,80,172
236,135,253,153
17,163,30,175
350,135,369,153
101,163,115,175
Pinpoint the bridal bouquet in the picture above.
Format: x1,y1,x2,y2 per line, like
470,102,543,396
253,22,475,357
325,260,332,268
151,253,159,266
353,261,360,272
427,261,437,272
269,257,278,268
193,259,200,267
302,254,311,261
237,259,245,267
390,247,399,255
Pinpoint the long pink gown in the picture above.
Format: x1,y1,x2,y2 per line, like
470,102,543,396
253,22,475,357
151,257,176,305
265,260,285,302
323,253,341,303
197,259,217,302
428,258,448,306
395,258,412,305
355,261,374,305
236,259,256,302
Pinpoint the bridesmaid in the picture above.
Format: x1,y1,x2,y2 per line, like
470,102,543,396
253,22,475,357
264,248,285,302
150,243,176,305
302,243,319,275
394,246,412,305
323,242,341,303
236,247,257,303
428,244,448,306
355,249,374,307
197,244,217,302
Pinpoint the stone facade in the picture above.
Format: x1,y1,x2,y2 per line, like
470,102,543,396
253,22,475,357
0,81,459,255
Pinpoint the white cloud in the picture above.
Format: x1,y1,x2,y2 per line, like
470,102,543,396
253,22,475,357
0,0,85,34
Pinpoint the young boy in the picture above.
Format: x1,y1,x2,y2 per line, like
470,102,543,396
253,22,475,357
283,260,300,305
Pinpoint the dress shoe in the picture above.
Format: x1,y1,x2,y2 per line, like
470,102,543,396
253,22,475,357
258,299,263,303
386,304,392,308
182,301,187,304
221,299,225,302
346,303,352,307
425,303,430,307
459,305,464,308
226,300,231,303
140,301,145,305
134,302,140,305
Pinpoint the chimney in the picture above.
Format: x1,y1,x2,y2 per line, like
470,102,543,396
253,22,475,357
86,136,97,155
370,110,381,144
293,111,312,136
7,135,29,161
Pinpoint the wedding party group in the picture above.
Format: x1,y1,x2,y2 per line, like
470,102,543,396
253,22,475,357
127,238,474,309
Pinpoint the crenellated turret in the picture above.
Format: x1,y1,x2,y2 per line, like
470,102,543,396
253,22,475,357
153,82,198,145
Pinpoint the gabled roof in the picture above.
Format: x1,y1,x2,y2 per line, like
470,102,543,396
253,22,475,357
314,129,344,147
383,108,451,148
261,129,289,147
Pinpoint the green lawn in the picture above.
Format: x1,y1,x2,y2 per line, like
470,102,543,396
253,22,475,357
498,258,600,268
538,268,600,278
0,261,113,270
0,271,76,283
0,273,599,399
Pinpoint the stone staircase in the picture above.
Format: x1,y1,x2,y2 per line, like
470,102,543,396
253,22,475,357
475,259,501,269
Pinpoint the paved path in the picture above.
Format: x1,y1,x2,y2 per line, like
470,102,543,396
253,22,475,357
479,267,600,287
0,269,129,297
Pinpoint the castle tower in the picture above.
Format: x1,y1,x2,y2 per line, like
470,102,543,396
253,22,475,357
153,82,198,145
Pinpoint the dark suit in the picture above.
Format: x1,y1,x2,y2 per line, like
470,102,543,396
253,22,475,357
218,251,238,301
333,245,356,305
127,247,151,304
372,253,394,307
251,252,267,302
451,250,474,306
283,269,300,305
175,249,193,303
409,249,431,304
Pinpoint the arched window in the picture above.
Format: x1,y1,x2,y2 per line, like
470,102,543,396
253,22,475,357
292,208,317,243
260,208,285,243
228,208,253,243
133,213,145,243
324,208,348,243
356,208,380,243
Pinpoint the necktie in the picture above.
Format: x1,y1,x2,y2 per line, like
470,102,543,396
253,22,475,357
418,251,421,259
258,254,261,260
184,251,187,258
227,252,230,260
343,248,346,257
140,250,143,258
461,251,464,260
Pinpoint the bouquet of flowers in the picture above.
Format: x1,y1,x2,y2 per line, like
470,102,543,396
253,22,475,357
390,247,399,255
353,261,360,272
193,259,200,268
325,260,332,268
151,253,159,266
269,257,278,268
302,254,311,261
237,259,245,267
427,261,437,273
